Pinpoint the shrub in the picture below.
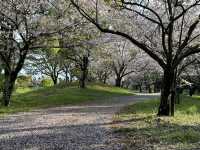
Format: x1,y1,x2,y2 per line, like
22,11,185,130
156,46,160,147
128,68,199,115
41,79,53,87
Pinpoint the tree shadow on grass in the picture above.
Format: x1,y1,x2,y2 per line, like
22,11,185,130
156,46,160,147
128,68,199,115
114,96,200,149
115,121,200,149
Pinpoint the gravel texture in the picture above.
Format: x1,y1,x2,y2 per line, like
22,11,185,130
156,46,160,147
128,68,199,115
0,94,158,150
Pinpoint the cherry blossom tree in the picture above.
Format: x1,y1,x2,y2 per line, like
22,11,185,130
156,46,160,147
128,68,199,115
0,0,76,106
0,0,54,106
101,38,147,87
70,0,200,116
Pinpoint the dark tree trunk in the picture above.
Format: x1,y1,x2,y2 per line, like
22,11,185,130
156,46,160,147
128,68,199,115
145,83,148,92
70,75,74,83
1,39,28,106
65,75,69,83
115,77,122,87
53,78,57,85
103,78,107,84
51,75,58,85
3,80,14,106
2,72,17,106
148,84,152,93
80,69,87,88
103,72,108,84
126,82,130,89
158,69,176,116
139,84,142,93
63,66,69,83
170,69,177,116
79,55,89,89
154,82,158,93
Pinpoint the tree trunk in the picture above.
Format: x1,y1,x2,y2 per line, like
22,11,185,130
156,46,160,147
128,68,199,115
1,43,28,106
80,69,87,88
148,84,152,93
51,76,58,85
145,83,148,92
115,77,122,87
65,75,69,83
170,69,177,116
138,84,142,93
64,67,69,83
2,74,16,106
158,69,176,116
53,78,57,85
103,78,107,84
79,55,89,89
103,73,108,84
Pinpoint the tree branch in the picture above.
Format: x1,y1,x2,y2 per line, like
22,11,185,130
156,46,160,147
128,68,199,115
70,0,166,69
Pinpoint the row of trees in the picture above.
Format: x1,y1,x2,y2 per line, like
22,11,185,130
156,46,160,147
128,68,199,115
0,0,145,106
70,0,200,116
25,36,149,88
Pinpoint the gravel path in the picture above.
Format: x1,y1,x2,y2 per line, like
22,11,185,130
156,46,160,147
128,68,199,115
0,94,159,150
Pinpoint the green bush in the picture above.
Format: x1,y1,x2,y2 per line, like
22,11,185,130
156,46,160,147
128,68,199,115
41,79,53,87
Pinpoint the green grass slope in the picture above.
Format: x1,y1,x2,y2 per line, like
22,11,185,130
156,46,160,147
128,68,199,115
114,95,200,149
0,84,134,116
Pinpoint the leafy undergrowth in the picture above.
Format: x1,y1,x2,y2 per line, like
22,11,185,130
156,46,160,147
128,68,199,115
0,83,134,116
113,95,200,150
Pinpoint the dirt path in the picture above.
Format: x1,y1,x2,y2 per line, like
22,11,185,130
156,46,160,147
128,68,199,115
0,94,159,150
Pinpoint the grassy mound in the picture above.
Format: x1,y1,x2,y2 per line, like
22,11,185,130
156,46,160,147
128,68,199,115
0,84,133,116
114,95,200,149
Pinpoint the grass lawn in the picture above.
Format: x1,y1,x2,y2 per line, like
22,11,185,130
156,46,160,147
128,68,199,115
114,95,200,150
0,83,134,116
